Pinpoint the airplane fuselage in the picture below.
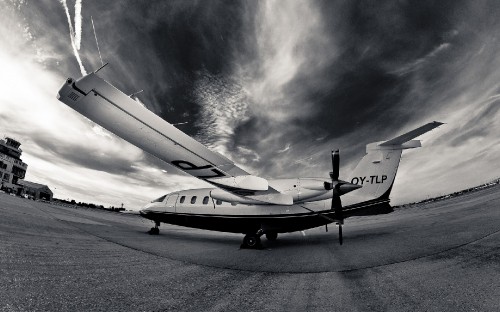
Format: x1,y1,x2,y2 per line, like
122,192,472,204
140,186,335,235
140,177,374,235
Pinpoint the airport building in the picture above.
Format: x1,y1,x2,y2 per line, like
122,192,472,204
0,136,53,200
0,137,28,192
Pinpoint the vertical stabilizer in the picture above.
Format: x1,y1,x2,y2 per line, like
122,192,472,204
343,122,442,206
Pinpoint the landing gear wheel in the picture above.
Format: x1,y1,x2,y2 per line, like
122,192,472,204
241,234,261,249
265,232,278,241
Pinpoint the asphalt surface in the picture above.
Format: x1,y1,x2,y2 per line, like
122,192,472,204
1,186,499,311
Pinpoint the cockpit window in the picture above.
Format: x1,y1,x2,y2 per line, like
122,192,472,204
151,195,167,203
202,196,209,205
190,196,197,204
179,196,185,204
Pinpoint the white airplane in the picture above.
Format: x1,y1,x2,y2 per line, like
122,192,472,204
57,71,442,248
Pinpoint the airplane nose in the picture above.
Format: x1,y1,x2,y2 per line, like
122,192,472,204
139,208,149,216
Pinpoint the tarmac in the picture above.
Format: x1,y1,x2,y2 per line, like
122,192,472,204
1,185,499,311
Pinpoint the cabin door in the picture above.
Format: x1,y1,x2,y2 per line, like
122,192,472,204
165,194,178,213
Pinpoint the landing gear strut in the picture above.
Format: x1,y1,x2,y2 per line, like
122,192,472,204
148,221,160,235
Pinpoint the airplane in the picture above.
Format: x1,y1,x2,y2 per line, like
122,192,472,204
57,70,442,249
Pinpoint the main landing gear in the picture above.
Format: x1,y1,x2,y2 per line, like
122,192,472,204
242,234,261,249
241,231,279,249
148,221,160,235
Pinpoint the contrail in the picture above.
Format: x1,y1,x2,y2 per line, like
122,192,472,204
74,0,83,49
60,0,87,75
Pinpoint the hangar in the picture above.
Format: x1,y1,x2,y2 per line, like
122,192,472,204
17,180,53,201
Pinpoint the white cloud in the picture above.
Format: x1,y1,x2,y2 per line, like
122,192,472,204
240,0,334,122
194,71,249,156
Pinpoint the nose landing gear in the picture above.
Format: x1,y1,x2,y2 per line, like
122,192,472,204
148,221,160,235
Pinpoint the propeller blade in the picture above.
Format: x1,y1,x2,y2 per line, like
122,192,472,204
338,223,343,245
327,149,345,245
332,195,344,245
333,198,343,223
331,195,341,210
331,150,339,181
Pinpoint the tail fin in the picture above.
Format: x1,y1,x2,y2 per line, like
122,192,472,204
345,122,443,204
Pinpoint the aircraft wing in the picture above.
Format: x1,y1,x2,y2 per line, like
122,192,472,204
57,73,292,205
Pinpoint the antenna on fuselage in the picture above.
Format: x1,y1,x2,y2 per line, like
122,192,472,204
128,90,144,98
172,121,188,126
91,16,104,68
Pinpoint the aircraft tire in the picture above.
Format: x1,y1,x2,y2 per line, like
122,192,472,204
265,232,278,241
148,227,159,235
242,234,261,249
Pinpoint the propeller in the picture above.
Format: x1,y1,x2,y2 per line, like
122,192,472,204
300,149,361,245
323,150,361,245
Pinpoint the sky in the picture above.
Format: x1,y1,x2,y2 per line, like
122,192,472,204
0,0,499,209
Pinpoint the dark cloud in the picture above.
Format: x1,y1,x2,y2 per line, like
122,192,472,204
221,0,467,176
275,0,465,135
116,1,498,179
80,1,257,134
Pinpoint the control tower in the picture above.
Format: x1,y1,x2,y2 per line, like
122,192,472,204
0,137,28,193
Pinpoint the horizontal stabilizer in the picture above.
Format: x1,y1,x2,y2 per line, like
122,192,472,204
379,121,443,146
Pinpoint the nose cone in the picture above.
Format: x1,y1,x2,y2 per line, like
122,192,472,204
139,205,152,217
338,182,362,195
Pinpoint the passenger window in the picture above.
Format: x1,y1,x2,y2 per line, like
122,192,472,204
203,196,209,205
179,196,185,204
216,200,222,205
190,196,197,204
